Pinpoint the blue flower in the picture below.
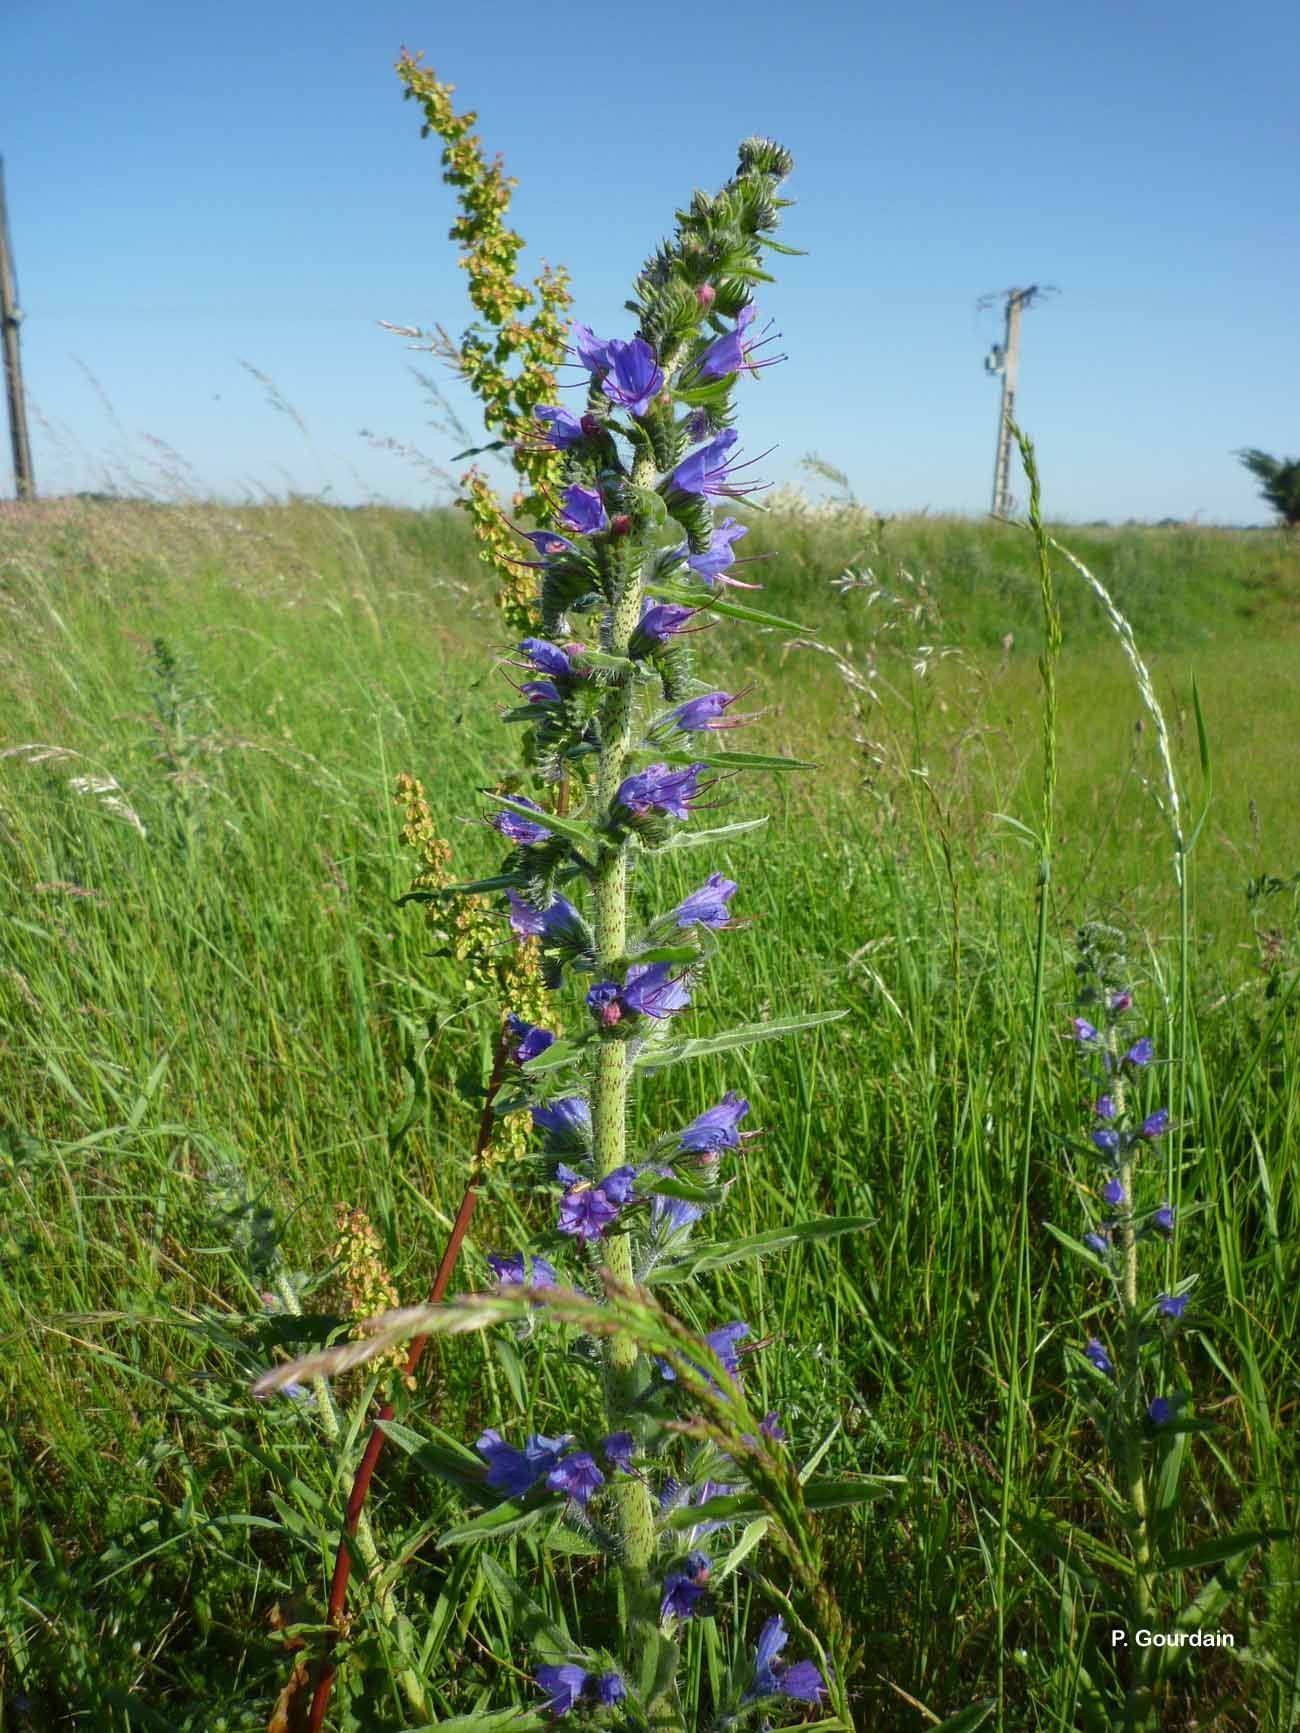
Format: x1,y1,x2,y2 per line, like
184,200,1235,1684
521,679,562,704
652,1186,704,1235
487,1250,558,1289
622,962,692,1018
533,404,586,449
679,515,750,585
519,638,574,679
679,1092,750,1153
1148,1396,1174,1426
520,528,583,563
1095,1094,1117,1120
535,1663,589,1717
492,798,552,847
594,1673,626,1706
507,892,587,947
1092,1129,1120,1156
672,873,738,929
690,306,758,382
476,1429,570,1498
570,322,614,374
1125,1036,1155,1067
600,336,664,417
661,1570,706,1620
547,1451,605,1507
1101,1177,1126,1209
1073,1017,1101,1044
1150,1201,1175,1236
1110,990,1133,1012
1157,1292,1189,1320
630,601,697,657
1141,1107,1170,1139
670,690,744,733
614,761,708,823
1083,1230,1111,1257
532,1096,592,1154
668,429,751,500
559,484,608,536
557,1180,622,1245
1084,1338,1114,1378
507,1013,556,1064
746,1615,826,1704
660,1321,749,1388
602,1431,635,1470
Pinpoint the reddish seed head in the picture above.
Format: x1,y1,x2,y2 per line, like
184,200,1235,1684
610,513,632,537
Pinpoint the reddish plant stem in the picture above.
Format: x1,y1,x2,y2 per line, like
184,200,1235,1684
305,1027,511,1733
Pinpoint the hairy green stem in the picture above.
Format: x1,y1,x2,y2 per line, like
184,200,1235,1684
591,522,681,1723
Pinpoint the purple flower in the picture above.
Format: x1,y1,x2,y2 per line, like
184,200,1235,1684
600,336,664,417
661,1571,706,1620
1095,1094,1117,1120
1101,1177,1126,1208
547,1451,605,1507
508,892,587,946
630,601,697,656
571,322,614,373
679,1092,750,1154
492,798,552,847
595,1674,626,1706
1157,1292,1189,1320
521,528,583,563
691,306,758,382
1125,1037,1155,1067
586,981,623,1026
1092,1129,1120,1156
1141,1108,1170,1139
487,1250,558,1289
559,484,608,536
681,515,750,586
1084,1338,1114,1377
1083,1230,1111,1257
622,962,692,1018
603,1431,635,1470
672,873,738,929
1073,1017,1100,1043
1151,1202,1175,1236
1110,990,1133,1012
1148,1396,1175,1426
760,1410,787,1442
521,679,562,704
746,1615,826,1704
669,429,743,499
557,1181,622,1245
614,761,707,822
535,1663,589,1717
507,1014,556,1065
661,1321,750,1388
652,1189,704,1234
531,1096,592,1153
519,638,574,679
476,1429,570,1498
597,1164,639,1205
671,690,744,732
533,404,587,449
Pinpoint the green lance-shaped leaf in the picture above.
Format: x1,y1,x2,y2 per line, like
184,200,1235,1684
646,581,808,634
404,1711,550,1733
632,747,816,773
1040,1220,1112,1276
663,1478,902,1529
652,815,771,851
633,1008,848,1071
647,1217,874,1286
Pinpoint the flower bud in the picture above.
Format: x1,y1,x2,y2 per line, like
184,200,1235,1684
696,283,716,308
610,513,632,537
580,411,602,438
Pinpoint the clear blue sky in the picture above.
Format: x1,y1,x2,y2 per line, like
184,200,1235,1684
3,0,1297,521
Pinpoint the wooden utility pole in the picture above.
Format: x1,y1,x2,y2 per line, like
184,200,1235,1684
0,157,36,501
983,285,1050,519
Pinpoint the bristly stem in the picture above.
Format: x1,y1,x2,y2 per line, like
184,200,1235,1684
591,500,680,1720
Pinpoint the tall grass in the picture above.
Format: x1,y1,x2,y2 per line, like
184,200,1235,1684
1,495,1297,1728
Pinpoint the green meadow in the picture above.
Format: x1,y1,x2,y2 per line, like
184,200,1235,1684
2,495,1298,1729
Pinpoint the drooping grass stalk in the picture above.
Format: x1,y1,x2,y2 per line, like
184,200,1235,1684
995,425,1061,1728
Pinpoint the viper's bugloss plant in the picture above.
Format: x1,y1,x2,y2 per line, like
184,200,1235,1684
257,134,878,1731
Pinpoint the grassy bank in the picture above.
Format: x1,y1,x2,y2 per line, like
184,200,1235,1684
1,497,1297,1729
